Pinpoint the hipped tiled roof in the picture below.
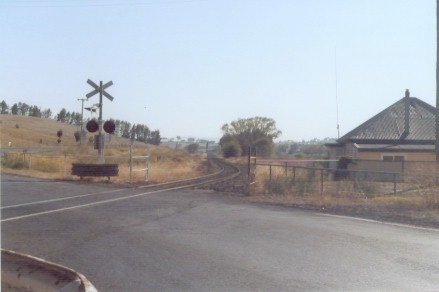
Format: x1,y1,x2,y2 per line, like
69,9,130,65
338,97,437,144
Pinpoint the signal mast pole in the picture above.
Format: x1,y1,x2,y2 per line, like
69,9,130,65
85,79,114,164
98,81,105,164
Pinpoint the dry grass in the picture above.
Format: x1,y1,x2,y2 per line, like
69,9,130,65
1,115,207,183
249,164,439,227
1,147,207,183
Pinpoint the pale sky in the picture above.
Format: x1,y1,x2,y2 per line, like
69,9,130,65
0,0,436,141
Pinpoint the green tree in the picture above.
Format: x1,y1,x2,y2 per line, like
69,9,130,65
147,130,161,145
121,121,132,138
10,103,18,115
220,116,281,157
288,143,300,154
18,102,29,116
42,108,52,118
65,111,71,123
0,100,9,114
29,105,42,117
56,108,67,122
71,112,82,125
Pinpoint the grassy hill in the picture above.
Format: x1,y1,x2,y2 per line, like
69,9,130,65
0,115,207,183
1,115,134,148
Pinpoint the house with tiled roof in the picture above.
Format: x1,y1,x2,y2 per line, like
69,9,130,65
326,90,437,162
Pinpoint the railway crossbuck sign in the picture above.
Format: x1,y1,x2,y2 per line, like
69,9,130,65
86,79,114,101
85,79,115,163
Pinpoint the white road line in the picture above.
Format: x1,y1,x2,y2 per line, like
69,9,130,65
0,182,203,222
1,172,223,209
1,188,126,209
1,181,61,184
0,164,237,222
316,213,439,233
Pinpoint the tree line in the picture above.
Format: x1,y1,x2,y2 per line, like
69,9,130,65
1,100,52,118
0,100,161,145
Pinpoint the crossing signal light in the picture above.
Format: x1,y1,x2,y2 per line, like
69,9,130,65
86,119,99,133
103,120,115,134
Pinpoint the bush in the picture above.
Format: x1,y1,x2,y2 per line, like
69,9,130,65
74,131,81,142
266,176,295,195
185,143,199,154
356,181,379,196
222,142,242,158
1,155,28,169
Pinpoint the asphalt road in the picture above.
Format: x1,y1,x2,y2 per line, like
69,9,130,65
1,174,439,291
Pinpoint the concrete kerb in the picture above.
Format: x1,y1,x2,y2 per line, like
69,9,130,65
1,249,97,292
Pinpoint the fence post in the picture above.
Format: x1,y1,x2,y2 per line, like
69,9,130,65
269,165,272,184
284,162,288,176
401,160,405,181
129,143,133,184
146,159,150,181
353,171,357,191
28,153,32,170
393,173,397,194
145,153,148,182
63,154,67,178
320,169,324,195
293,167,296,185
247,146,251,181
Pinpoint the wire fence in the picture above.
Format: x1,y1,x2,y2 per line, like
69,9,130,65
251,158,439,196
255,163,402,196
1,150,150,182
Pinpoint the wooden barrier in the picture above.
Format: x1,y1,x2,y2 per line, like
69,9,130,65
72,163,119,180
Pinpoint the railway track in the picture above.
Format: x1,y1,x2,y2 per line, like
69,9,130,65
134,157,241,190
1,157,241,223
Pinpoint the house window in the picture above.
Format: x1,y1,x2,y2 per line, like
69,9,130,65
382,155,405,162
382,156,394,162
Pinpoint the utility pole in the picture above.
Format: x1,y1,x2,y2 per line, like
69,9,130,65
77,97,87,144
436,0,439,162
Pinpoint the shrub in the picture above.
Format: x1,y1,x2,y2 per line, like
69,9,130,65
1,155,28,169
185,143,199,154
356,181,379,196
266,176,295,195
222,142,242,158
74,131,81,142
